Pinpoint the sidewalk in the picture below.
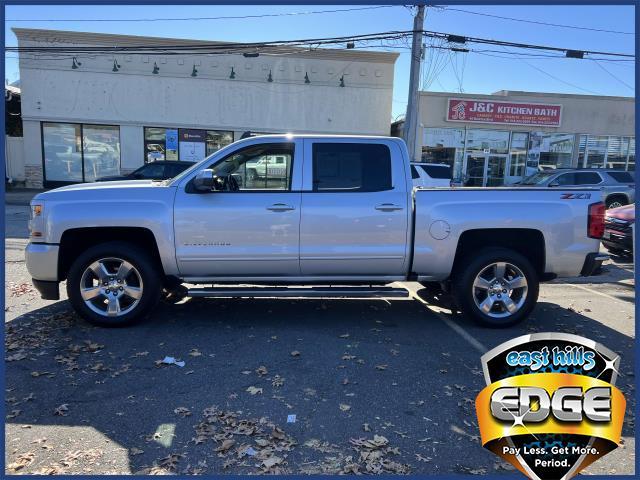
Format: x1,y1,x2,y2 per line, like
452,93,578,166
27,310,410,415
4,188,46,206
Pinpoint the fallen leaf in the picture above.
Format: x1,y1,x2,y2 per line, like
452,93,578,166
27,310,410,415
290,351,301,357
262,455,283,468
256,365,268,376
174,407,191,417
339,403,351,412
54,404,69,416
375,364,388,371
246,386,263,395
216,439,235,452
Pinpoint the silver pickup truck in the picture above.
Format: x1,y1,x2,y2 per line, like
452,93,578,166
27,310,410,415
26,135,607,328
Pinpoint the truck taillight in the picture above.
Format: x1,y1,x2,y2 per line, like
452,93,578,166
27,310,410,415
588,202,606,239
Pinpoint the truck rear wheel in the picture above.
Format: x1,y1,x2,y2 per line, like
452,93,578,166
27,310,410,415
453,248,538,328
66,241,161,327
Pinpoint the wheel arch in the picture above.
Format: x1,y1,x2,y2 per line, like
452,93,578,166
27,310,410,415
452,228,546,277
58,227,163,281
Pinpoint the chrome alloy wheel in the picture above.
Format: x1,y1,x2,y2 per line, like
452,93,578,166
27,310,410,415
472,262,528,319
79,257,143,317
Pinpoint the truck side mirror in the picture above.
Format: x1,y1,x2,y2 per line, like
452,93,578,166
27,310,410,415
193,169,216,191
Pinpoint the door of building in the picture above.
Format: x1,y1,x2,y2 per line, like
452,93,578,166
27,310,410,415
464,153,508,187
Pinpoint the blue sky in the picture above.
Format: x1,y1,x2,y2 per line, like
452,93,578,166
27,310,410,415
4,4,636,120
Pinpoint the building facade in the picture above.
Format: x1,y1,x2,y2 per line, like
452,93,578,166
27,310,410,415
414,90,635,186
13,28,398,188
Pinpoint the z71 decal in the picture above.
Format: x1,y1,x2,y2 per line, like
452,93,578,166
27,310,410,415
561,193,592,200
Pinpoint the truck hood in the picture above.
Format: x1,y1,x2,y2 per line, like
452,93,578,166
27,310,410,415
33,180,165,201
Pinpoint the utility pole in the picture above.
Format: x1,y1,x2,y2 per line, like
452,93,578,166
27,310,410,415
403,4,425,162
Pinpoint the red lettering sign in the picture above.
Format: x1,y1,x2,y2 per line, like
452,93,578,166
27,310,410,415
446,99,562,126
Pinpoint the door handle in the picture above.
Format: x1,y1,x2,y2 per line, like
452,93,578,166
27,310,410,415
375,203,403,212
267,203,295,212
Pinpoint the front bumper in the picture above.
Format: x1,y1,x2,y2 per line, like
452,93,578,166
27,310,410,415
580,252,610,276
25,243,59,281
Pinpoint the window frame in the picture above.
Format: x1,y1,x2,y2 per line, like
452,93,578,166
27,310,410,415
310,142,394,193
188,142,296,193
574,171,603,185
41,121,121,188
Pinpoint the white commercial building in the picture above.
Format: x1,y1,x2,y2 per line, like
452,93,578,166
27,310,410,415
13,28,398,188
408,90,635,186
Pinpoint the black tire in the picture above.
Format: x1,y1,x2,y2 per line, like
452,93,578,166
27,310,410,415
605,195,627,210
66,241,161,327
453,247,539,328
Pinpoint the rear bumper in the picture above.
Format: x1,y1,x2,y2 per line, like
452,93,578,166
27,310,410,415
580,252,609,276
32,279,60,300
25,243,59,281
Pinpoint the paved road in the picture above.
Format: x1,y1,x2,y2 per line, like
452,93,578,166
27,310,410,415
4,203,636,475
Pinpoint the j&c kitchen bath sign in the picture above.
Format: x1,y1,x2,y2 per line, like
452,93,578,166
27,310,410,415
446,98,562,127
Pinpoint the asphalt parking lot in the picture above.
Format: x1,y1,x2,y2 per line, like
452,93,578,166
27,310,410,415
4,198,636,475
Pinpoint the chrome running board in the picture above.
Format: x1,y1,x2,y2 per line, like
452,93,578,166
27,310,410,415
187,286,410,299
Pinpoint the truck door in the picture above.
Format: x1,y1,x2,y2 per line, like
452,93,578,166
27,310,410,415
299,139,410,276
173,140,302,277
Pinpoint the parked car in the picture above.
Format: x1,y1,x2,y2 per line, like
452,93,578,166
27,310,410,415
602,203,635,256
146,144,165,162
518,168,634,209
27,135,606,329
410,162,452,188
96,161,195,182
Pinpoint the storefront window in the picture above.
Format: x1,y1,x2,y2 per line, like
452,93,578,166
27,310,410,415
508,132,528,178
605,136,627,170
144,127,233,163
585,135,608,168
421,128,465,180
206,131,234,156
82,125,121,182
42,122,120,185
529,132,574,170
42,123,83,183
628,138,635,171
465,129,509,154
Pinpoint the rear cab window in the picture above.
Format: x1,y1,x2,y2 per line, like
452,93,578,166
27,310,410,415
420,164,451,179
608,171,634,183
311,143,392,192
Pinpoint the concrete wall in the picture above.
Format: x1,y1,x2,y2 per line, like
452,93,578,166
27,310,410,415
415,90,635,160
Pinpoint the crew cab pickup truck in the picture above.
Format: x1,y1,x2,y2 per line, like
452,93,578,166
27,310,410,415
26,135,607,328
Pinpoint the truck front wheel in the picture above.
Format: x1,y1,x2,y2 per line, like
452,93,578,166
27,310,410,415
66,241,161,327
453,248,539,328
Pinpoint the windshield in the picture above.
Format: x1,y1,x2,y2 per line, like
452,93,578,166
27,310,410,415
521,171,558,185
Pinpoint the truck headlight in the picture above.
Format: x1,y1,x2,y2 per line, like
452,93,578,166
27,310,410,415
30,204,43,218
29,204,44,238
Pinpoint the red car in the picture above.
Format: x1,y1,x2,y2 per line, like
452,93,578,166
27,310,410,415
602,203,635,256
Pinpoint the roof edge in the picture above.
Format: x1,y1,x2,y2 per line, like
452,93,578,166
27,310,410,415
12,27,400,64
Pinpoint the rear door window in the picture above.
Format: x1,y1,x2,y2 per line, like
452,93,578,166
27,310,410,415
420,164,451,179
554,173,576,185
411,165,421,179
312,143,392,192
574,172,602,185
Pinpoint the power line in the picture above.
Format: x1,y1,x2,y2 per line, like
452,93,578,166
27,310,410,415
494,46,601,95
591,59,635,91
5,5,396,23
438,6,634,35
6,29,635,60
